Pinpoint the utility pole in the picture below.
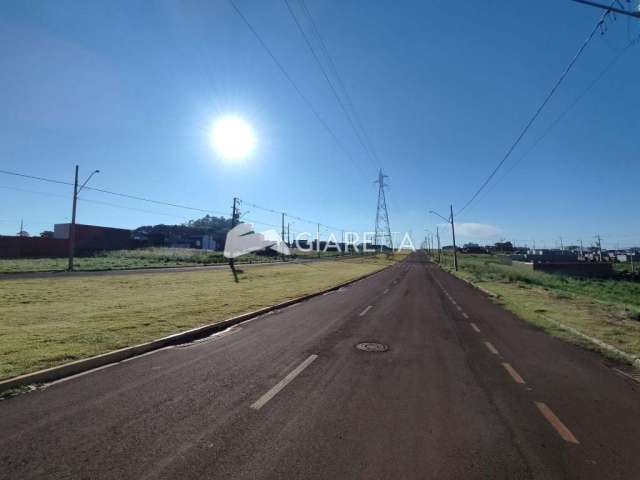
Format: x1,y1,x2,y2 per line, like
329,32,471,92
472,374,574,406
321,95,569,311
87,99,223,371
287,223,290,247
596,234,603,262
67,165,100,271
229,197,240,282
317,223,320,258
428,207,458,270
281,212,286,262
67,165,79,271
579,239,584,258
436,226,441,263
450,204,458,271
341,230,345,256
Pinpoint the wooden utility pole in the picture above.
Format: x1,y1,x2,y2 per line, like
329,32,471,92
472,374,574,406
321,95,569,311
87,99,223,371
450,204,458,271
67,165,79,271
436,226,441,263
317,223,321,258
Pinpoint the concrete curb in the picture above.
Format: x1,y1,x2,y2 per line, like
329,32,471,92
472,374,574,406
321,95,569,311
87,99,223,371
0,263,394,394
434,262,640,370
540,314,640,370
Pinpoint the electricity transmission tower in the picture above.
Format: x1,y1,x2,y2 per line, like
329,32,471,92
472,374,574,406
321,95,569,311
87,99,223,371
373,169,393,251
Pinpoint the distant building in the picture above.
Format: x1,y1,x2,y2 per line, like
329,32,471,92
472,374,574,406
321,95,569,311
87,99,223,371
54,223,131,253
202,235,217,251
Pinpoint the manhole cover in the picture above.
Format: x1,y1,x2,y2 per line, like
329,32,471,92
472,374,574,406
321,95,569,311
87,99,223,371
356,342,389,352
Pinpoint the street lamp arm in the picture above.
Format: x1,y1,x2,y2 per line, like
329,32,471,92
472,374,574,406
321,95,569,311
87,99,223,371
78,170,100,193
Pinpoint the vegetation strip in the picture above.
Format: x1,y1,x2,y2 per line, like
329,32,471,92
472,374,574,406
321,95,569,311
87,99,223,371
541,314,640,369
436,253,640,366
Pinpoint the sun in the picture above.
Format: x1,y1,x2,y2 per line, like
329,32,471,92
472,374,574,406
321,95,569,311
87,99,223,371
210,116,256,161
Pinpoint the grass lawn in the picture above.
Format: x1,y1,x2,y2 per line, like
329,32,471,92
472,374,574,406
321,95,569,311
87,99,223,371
0,248,276,273
439,253,640,362
0,247,375,274
0,255,398,380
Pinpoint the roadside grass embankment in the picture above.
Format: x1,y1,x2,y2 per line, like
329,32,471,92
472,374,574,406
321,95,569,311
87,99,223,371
0,248,275,273
438,253,640,363
0,247,371,274
0,255,398,380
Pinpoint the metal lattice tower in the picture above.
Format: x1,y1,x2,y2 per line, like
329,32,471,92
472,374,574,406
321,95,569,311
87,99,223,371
373,169,393,251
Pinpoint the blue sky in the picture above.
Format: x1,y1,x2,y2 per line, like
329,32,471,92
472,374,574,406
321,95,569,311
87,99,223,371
1,0,639,248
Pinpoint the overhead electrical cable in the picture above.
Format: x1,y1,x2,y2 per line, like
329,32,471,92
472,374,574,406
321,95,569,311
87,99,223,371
283,0,379,168
456,3,615,217
297,0,382,166
464,32,640,216
227,0,368,176
0,169,228,217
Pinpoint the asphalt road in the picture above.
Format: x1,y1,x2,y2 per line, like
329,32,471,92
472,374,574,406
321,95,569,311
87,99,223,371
1,252,639,479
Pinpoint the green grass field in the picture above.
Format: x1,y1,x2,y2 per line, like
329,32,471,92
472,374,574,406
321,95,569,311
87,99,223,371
438,253,640,361
0,255,398,380
0,248,276,273
0,247,372,274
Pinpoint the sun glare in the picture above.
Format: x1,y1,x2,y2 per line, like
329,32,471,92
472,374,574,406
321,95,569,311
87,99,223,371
210,116,256,161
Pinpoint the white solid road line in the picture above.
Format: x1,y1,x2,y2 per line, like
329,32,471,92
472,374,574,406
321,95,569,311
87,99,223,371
359,305,373,316
535,402,580,444
251,354,318,411
484,341,500,355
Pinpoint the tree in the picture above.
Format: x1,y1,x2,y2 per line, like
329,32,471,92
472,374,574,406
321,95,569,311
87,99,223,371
40,230,54,238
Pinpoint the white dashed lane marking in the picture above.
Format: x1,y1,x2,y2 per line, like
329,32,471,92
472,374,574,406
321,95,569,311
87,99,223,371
502,362,526,384
484,341,500,355
251,355,318,410
535,402,580,444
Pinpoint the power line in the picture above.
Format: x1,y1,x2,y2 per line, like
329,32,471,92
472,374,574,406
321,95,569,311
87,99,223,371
298,0,382,166
283,0,379,168
227,0,367,177
0,169,73,187
77,197,193,221
464,32,640,216
239,198,345,232
0,169,348,235
456,3,615,217
0,184,70,199
0,168,229,217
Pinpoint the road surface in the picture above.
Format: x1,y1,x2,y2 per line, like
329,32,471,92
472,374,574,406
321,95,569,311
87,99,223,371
1,252,639,479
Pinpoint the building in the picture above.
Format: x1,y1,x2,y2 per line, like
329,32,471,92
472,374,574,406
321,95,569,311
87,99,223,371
54,223,131,253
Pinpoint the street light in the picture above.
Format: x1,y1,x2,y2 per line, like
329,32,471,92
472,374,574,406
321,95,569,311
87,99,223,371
429,205,458,271
68,166,100,271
